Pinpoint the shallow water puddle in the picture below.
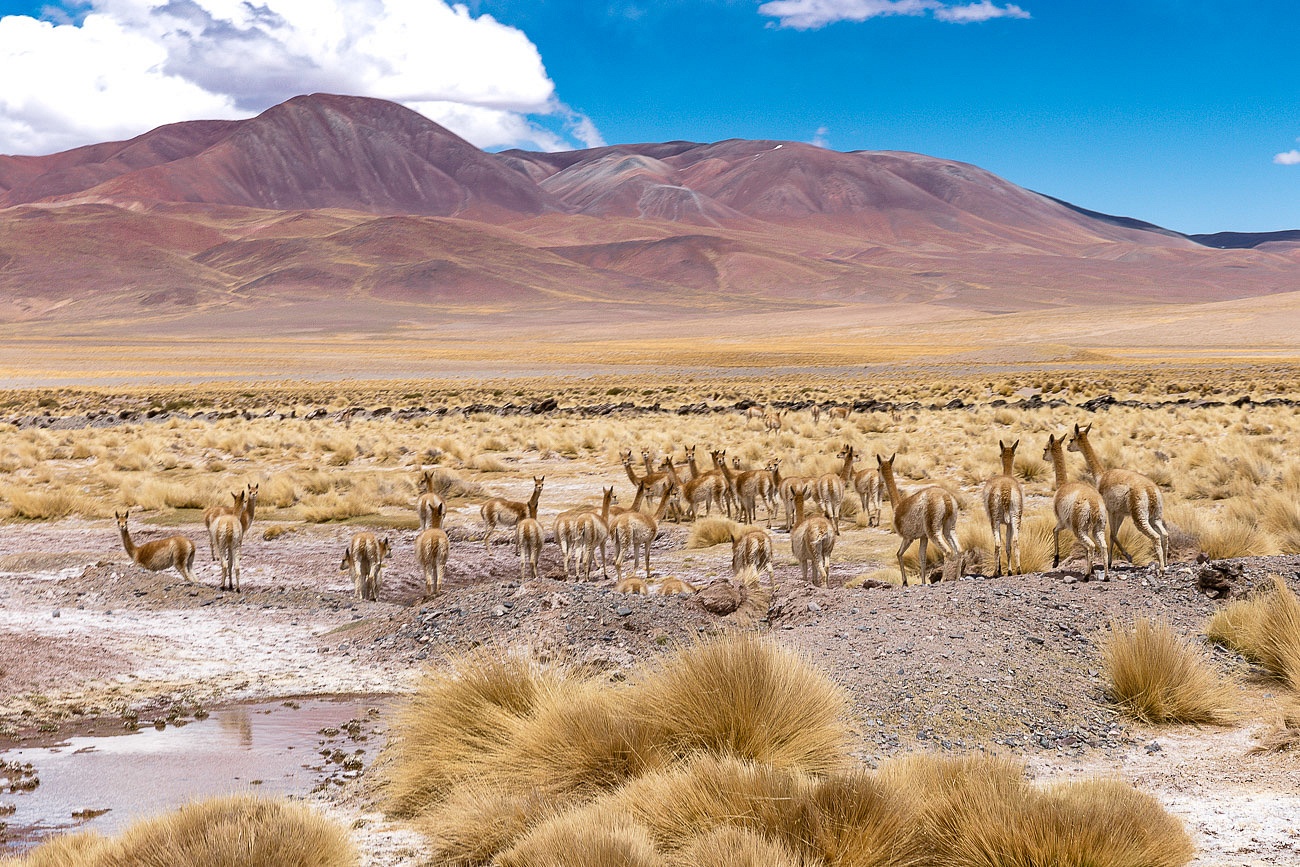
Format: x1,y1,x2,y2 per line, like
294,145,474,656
0,696,385,853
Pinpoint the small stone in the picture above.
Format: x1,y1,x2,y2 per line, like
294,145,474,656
51,609,60,618
1144,741,1162,754
807,601,822,613
616,607,633,617
491,605,507,617
1027,636,1045,645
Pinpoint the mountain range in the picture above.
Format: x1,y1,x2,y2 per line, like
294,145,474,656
1,93,1297,332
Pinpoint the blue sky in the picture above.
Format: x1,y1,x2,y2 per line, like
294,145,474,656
0,1,1296,234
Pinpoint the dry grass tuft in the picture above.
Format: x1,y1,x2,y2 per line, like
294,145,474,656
880,754,1193,867
1101,618,1237,724
496,812,663,867
383,651,562,818
1165,502,1276,560
672,826,812,867
686,516,742,549
1,485,79,520
489,679,666,799
1206,574,1300,691
599,756,820,856
421,467,484,499
7,830,114,866
1249,703,1300,755
631,634,850,774
418,786,559,867
12,795,355,867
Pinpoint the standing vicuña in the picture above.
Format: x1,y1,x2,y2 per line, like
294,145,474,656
790,488,835,587
735,459,780,527
815,444,854,535
661,456,724,521
1068,423,1169,573
575,487,616,582
515,498,544,582
416,501,449,595
877,454,961,586
115,511,196,583
481,476,543,548
1044,433,1109,580
610,481,675,581
982,440,1024,577
416,468,446,532
342,532,390,601
203,489,244,562
845,449,885,528
210,511,244,592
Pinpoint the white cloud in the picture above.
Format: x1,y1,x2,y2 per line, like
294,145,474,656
759,0,1030,29
0,1,600,155
1275,150,1300,166
811,125,830,148
934,1,1029,23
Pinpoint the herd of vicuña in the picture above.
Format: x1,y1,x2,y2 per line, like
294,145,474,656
114,417,1168,601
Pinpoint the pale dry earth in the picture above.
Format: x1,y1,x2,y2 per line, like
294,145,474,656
4,291,1300,388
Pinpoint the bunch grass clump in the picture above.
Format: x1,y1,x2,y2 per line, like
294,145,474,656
384,636,1195,867
8,795,355,867
1101,618,1237,724
686,516,743,549
1206,574,1300,690
630,634,850,774
880,754,1194,867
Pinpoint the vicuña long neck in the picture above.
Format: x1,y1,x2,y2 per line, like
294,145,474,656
1001,451,1015,476
793,493,807,526
119,525,136,559
1049,441,1069,489
840,448,855,482
623,461,641,486
528,485,543,511
600,490,612,522
879,463,902,506
1074,434,1104,476
653,487,673,521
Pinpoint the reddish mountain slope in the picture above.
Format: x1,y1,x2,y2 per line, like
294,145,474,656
4,95,556,218
1,93,1297,332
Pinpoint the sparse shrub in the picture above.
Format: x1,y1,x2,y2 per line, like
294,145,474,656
1249,702,1300,755
1101,618,1236,724
673,826,809,867
631,634,850,774
298,491,375,522
422,467,484,499
1206,574,1300,690
12,795,355,867
686,517,742,549
384,652,563,818
471,454,508,473
880,754,1193,867
1,486,78,520
496,812,663,867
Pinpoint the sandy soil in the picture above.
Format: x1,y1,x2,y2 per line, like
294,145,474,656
1,508,1298,865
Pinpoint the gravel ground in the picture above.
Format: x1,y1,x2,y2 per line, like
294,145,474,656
1,516,1298,865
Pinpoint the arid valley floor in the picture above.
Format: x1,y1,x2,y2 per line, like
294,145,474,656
2,363,1300,864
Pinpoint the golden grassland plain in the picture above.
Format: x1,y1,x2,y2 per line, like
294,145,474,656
5,364,1300,576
